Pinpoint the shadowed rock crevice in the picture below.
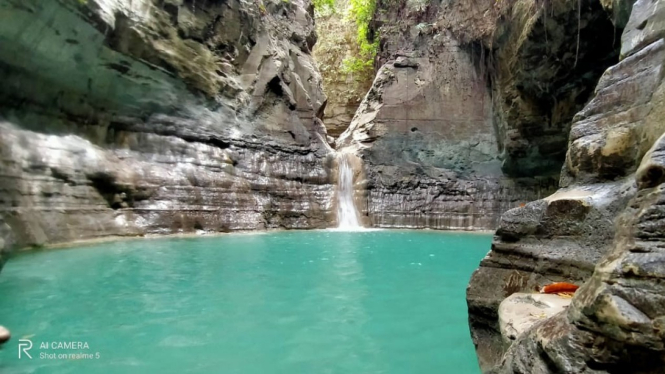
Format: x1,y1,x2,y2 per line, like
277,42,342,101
87,172,134,210
491,0,626,178
431,0,630,178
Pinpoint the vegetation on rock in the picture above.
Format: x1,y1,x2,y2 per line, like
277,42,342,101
313,0,335,14
344,0,378,74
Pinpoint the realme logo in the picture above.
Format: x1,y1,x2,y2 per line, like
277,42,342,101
18,339,33,359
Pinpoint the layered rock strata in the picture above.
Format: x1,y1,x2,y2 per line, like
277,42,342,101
468,0,665,371
335,0,625,230
336,45,558,230
0,0,335,268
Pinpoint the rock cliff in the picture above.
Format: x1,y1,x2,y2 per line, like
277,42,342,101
0,0,335,269
468,0,665,371
335,0,623,230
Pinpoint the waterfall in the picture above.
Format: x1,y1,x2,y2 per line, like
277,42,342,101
336,153,362,230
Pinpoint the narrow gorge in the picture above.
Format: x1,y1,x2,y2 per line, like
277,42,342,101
0,0,664,372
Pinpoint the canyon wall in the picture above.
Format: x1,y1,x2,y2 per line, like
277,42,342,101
335,0,623,230
468,0,665,371
0,0,335,269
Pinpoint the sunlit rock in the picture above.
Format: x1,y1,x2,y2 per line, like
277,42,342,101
498,293,572,343
0,326,9,344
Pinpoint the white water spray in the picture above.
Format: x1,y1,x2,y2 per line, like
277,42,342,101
336,153,362,230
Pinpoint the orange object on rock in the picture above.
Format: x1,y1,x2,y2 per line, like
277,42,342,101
540,282,579,294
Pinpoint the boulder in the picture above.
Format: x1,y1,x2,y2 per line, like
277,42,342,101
498,293,572,343
0,326,9,344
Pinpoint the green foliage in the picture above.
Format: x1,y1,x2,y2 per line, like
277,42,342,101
313,0,376,109
348,0,375,47
341,56,370,75
340,37,377,74
313,0,335,9
313,0,335,15
258,1,267,15
343,0,378,74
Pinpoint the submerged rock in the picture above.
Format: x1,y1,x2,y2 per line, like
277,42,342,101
0,219,13,273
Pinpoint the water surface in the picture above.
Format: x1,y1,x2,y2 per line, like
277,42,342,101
0,230,490,373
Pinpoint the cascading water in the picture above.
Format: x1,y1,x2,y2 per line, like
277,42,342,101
336,153,362,230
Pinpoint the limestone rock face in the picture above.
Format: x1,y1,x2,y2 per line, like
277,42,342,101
468,0,665,371
437,0,626,178
334,0,629,230
0,0,334,260
491,0,625,178
337,51,556,229
562,39,665,186
467,180,634,369
490,133,665,374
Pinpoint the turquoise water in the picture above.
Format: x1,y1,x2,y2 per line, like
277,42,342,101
0,230,490,374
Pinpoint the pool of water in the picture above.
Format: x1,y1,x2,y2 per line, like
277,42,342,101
0,230,490,373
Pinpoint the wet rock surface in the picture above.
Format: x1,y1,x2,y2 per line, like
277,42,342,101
0,217,13,272
0,0,335,252
468,0,665,371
